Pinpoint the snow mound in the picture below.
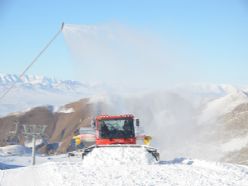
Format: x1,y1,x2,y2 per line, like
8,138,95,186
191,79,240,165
0,145,30,156
83,146,157,166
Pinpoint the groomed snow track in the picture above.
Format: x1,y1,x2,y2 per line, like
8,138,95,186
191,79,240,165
1,147,248,186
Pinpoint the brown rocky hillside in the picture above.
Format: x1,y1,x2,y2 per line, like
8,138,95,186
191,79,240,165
0,98,105,153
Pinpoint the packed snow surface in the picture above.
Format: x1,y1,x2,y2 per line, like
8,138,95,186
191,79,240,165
1,146,248,186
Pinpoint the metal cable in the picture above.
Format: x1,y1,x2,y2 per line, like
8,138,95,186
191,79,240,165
0,23,64,101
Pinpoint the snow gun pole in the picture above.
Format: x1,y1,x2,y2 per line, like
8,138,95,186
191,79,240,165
0,22,65,101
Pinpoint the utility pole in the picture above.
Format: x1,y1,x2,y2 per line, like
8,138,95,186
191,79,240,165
23,125,47,165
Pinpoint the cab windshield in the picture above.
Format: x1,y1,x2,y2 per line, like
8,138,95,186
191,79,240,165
99,119,135,139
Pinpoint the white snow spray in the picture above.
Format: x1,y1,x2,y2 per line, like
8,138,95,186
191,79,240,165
62,23,224,161
62,23,175,88
86,91,223,161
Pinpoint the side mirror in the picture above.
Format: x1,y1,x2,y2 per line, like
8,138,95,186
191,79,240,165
135,119,140,127
91,120,96,129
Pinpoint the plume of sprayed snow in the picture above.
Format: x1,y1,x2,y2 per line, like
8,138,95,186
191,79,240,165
87,91,227,161
62,23,173,89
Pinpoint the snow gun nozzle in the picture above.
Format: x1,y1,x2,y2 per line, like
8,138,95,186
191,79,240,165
61,22,65,31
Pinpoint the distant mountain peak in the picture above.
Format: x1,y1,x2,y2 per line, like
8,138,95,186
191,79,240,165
0,73,84,92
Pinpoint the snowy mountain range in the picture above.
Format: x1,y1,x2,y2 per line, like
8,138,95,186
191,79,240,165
1,73,248,117
0,73,111,116
0,73,89,92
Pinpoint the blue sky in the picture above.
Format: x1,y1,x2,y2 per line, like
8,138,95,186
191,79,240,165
1,0,248,88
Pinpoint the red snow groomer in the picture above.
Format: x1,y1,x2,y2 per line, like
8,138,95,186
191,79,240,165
95,114,136,145
78,114,159,160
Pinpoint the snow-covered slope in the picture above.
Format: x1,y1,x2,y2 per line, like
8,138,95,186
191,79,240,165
198,90,248,124
0,145,30,156
172,84,243,107
171,84,248,124
1,147,248,186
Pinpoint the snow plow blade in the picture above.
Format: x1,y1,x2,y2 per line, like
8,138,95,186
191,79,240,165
81,144,160,161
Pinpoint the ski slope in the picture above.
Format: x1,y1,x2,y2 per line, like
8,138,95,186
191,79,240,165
1,147,248,186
